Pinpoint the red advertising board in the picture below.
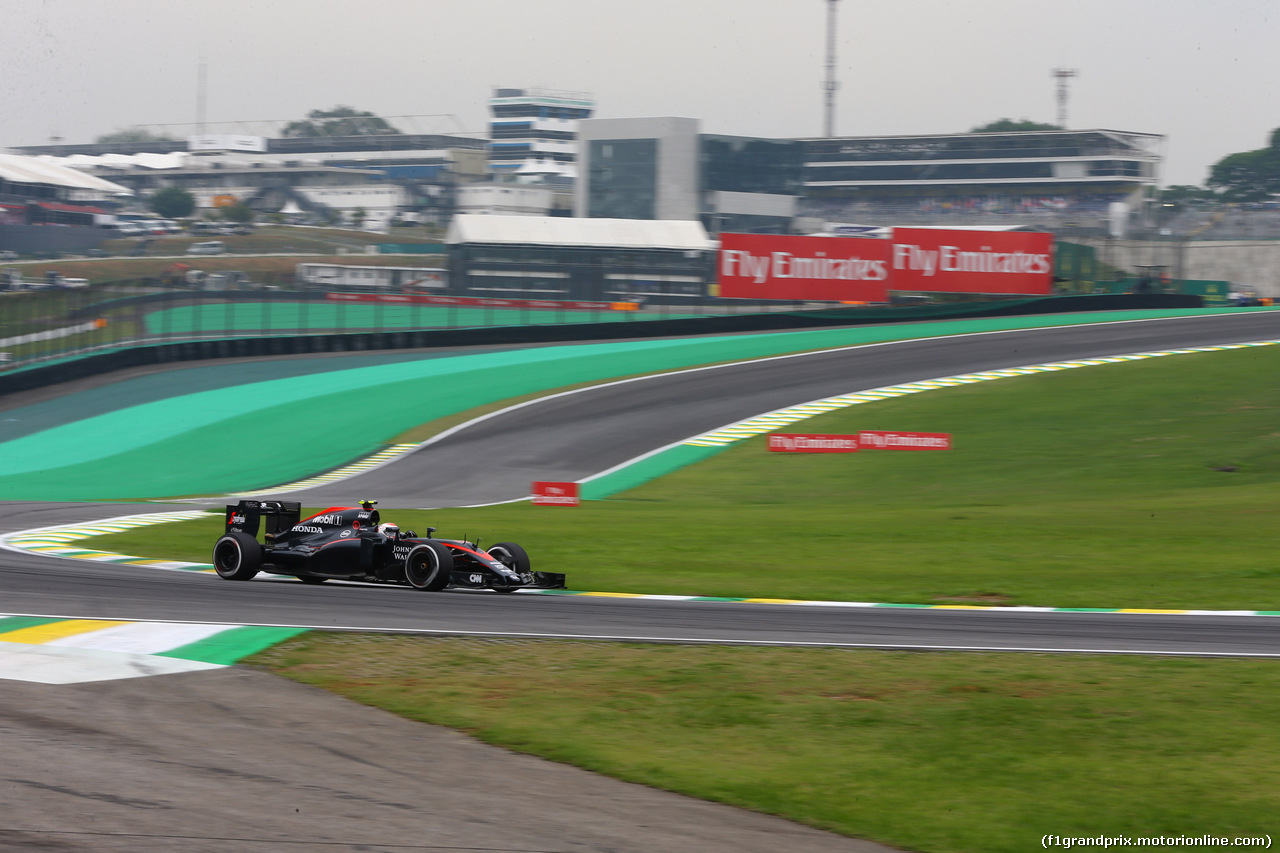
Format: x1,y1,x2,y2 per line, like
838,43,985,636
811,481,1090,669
531,481,580,506
889,228,1053,295
717,229,1053,300
718,233,892,302
858,430,952,450
768,433,860,453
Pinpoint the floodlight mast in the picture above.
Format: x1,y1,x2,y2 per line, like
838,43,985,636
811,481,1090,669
1053,67,1078,128
824,0,840,137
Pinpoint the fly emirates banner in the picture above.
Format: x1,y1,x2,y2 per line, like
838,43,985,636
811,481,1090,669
718,229,1053,300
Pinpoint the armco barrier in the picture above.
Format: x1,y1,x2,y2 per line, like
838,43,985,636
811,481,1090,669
0,293,1202,397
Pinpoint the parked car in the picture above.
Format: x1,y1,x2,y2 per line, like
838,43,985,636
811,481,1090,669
186,240,227,255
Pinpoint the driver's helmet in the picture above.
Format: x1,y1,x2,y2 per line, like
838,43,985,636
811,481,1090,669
377,522,399,538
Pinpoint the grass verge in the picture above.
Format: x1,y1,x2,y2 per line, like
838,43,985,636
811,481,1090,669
249,635,1280,852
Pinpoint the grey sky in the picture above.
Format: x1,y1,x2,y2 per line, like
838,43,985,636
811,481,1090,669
2,0,1276,187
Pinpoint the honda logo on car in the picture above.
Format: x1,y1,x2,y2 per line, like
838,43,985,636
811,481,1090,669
292,525,324,534
532,481,580,506
768,434,860,453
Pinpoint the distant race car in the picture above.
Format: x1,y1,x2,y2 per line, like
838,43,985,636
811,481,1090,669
212,500,565,594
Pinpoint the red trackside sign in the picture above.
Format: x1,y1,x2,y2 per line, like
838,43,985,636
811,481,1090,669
768,434,861,453
718,229,1052,299
890,228,1053,295
531,481,580,506
858,430,952,450
718,234,891,302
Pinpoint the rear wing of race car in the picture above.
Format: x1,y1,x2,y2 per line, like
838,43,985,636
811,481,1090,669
224,500,301,539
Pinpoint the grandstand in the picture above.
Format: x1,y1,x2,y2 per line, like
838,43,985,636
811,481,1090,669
798,129,1162,234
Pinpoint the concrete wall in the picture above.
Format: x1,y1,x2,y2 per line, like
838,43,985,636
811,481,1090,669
1081,238,1280,297
0,225,110,254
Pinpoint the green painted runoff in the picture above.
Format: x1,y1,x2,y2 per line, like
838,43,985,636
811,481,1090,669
0,307,1269,501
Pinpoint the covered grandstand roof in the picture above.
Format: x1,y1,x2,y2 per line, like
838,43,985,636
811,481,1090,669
446,215,714,250
0,153,132,195
40,151,188,170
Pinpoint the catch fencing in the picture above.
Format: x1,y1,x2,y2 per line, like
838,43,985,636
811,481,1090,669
0,277,808,374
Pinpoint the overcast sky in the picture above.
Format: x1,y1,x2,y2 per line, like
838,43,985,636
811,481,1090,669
2,0,1276,187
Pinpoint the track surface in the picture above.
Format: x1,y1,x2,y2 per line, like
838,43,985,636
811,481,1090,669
3,311,1280,657
4,312,1280,852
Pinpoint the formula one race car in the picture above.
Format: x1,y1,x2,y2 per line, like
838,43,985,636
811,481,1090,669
212,500,565,593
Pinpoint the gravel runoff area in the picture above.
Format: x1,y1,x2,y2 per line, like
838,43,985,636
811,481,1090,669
0,665,896,853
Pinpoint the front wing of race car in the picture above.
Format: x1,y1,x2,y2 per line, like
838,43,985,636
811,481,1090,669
446,567,567,591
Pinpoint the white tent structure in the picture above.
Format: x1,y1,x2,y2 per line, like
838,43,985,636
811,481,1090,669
0,153,132,197
446,214,714,251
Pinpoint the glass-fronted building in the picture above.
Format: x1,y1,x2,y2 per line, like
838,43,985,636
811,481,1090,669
802,130,1162,202
576,117,802,234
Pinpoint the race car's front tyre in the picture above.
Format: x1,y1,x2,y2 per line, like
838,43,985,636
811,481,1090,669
487,542,530,593
405,541,454,591
212,532,262,581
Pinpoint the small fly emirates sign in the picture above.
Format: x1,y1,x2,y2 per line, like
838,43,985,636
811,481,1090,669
768,432,952,452
768,434,860,453
531,481,580,506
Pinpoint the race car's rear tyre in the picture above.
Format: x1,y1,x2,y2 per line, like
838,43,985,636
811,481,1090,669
487,542,530,593
212,531,261,581
405,542,453,591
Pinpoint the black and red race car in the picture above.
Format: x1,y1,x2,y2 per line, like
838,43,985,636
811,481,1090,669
212,500,564,593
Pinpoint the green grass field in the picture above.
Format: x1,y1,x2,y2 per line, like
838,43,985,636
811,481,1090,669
76,342,1280,850
251,637,1280,853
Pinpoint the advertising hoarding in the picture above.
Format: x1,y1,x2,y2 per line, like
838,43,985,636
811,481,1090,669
531,481,580,506
718,233,891,302
890,228,1053,295
718,229,1053,300
858,430,952,450
767,434,860,453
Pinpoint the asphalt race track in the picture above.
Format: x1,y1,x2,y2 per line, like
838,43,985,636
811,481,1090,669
3,310,1280,656
3,312,1280,852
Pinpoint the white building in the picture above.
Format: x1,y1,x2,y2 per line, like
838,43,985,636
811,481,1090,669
455,184,555,217
488,87,594,184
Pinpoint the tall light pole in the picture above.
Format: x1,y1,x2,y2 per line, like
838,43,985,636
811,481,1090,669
1052,67,1077,128
824,0,840,137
